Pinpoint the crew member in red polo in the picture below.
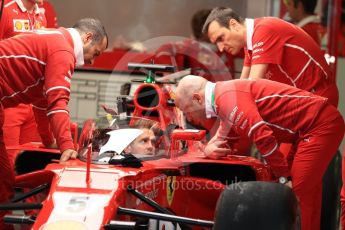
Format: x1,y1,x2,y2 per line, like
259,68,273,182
203,11,341,227
0,0,46,39
0,18,108,229
155,9,235,83
175,75,344,230
283,0,322,45
39,0,58,28
203,7,338,107
0,0,49,167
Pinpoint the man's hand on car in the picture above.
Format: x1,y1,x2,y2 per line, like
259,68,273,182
204,137,234,159
60,149,78,163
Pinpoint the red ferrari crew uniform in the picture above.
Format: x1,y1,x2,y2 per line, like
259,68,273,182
0,0,47,39
244,17,338,107
0,28,81,228
39,0,58,28
207,79,344,230
0,0,49,166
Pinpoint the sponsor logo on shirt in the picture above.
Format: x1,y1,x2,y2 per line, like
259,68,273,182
252,41,264,59
13,20,30,32
229,106,238,123
235,111,244,124
253,48,264,54
253,41,264,49
240,119,248,130
228,106,249,132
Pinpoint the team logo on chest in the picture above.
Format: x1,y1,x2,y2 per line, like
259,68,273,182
13,20,31,32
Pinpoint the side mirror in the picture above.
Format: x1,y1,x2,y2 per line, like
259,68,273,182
171,129,206,141
169,129,206,159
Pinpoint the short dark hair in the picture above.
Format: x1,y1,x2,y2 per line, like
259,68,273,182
191,9,212,40
73,18,108,48
292,0,317,14
202,7,244,35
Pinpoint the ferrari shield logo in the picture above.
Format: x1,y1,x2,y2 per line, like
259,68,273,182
166,176,176,206
35,21,42,29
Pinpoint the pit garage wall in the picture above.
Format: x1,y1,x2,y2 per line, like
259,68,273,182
49,0,249,46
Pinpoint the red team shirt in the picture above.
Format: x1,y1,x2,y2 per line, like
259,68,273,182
0,0,49,162
0,28,80,151
210,79,344,230
0,0,47,39
213,79,328,177
244,17,338,106
39,1,58,28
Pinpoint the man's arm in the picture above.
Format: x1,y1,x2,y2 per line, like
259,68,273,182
240,66,250,79
214,91,290,178
44,51,76,161
248,63,268,80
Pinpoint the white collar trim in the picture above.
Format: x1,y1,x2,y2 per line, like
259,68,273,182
246,18,254,51
67,28,84,66
15,0,40,14
297,15,320,28
205,81,217,118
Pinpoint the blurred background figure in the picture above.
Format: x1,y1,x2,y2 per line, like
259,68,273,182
155,9,236,82
0,0,46,39
283,0,323,45
38,0,58,28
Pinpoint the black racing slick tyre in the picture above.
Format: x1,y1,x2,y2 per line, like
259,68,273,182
214,181,300,230
321,150,342,230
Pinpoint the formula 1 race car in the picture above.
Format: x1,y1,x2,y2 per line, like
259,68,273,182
0,63,299,230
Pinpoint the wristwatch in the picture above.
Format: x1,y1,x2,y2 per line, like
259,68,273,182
278,176,291,184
